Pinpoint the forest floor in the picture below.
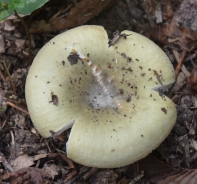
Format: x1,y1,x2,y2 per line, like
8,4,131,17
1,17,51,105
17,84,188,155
1,0,197,183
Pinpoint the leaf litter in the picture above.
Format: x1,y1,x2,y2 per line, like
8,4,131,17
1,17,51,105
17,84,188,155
1,0,197,183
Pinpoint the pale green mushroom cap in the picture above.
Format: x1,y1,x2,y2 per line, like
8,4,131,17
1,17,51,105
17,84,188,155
25,25,177,168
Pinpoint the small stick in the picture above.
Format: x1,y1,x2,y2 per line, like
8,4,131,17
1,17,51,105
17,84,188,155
2,61,16,95
175,91,192,95
129,171,144,184
175,50,187,76
56,149,75,169
172,49,180,62
0,152,14,172
83,167,99,180
45,139,51,153
185,53,197,62
10,130,15,146
172,49,190,77
7,101,29,115
1,118,7,129
190,106,197,109
57,149,77,182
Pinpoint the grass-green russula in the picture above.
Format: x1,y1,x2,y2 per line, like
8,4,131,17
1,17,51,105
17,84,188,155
25,25,177,168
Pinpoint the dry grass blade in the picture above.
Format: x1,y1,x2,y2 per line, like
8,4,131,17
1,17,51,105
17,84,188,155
2,61,16,95
0,152,14,172
7,101,30,115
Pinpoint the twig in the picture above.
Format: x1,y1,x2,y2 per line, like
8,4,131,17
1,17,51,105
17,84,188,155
14,10,32,63
175,91,192,95
129,171,144,184
172,49,190,77
0,152,14,172
56,149,75,169
185,53,197,62
175,50,187,76
57,149,77,182
7,101,29,115
132,161,140,178
172,49,180,62
2,61,16,95
83,167,99,180
45,139,51,153
1,118,7,129
10,130,15,146
9,130,17,161
189,106,197,109
181,64,190,78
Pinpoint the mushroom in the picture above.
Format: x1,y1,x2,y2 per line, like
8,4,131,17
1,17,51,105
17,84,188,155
25,25,177,168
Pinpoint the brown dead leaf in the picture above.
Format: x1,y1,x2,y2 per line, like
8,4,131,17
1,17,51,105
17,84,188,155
141,0,173,28
89,170,118,184
139,155,197,184
148,0,197,51
34,153,48,161
29,0,120,33
15,39,26,49
3,19,17,31
174,0,197,31
10,153,48,171
3,167,51,184
10,154,34,171
43,163,59,179
55,133,67,141
151,19,196,50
